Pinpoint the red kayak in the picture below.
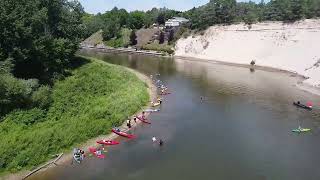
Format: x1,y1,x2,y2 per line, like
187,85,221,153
89,147,105,159
96,140,120,146
112,129,136,139
136,116,151,124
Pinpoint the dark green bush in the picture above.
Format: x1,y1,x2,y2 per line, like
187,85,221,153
32,85,52,109
5,108,45,125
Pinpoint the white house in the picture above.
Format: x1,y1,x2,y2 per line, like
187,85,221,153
165,17,189,27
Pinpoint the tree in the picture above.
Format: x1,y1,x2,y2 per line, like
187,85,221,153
212,0,237,24
168,29,175,44
290,0,307,20
102,20,121,40
159,31,165,44
157,12,166,25
0,0,84,116
128,11,146,29
130,30,137,46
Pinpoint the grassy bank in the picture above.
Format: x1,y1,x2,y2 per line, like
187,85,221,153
0,57,149,174
142,43,174,55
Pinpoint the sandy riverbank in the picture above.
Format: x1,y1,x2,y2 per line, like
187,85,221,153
1,58,157,180
175,19,320,95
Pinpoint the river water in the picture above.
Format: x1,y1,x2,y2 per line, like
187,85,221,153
31,50,320,180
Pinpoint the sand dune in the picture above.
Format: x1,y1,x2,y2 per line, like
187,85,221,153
175,19,320,88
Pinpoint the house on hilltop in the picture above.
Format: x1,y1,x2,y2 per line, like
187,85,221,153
165,17,189,27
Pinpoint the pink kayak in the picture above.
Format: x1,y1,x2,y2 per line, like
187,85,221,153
96,140,120,146
136,116,151,124
112,129,136,139
89,147,105,159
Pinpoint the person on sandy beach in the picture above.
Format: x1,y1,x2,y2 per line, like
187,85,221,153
127,119,132,129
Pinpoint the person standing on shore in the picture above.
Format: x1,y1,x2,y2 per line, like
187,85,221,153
127,119,132,129
133,117,137,123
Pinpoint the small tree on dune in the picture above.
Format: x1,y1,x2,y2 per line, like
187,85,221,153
130,30,137,46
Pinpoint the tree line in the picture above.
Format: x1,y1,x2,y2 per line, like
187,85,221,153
0,0,85,117
82,7,182,42
183,0,320,30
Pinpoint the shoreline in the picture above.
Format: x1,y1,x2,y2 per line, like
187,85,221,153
1,58,157,180
175,55,320,97
81,46,172,58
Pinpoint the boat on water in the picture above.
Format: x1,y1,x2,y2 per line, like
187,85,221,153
144,109,160,112
292,128,311,133
112,128,136,139
96,140,120,146
89,147,105,159
136,116,151,124
293,102,312,110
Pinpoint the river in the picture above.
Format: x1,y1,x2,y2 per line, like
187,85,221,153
30,50,320,180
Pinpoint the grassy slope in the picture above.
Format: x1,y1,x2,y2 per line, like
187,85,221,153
0,57,149,173
105,28,132,48
82,30,104,46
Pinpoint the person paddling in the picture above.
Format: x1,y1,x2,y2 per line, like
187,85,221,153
159,139,164,146
142,111,146,120
152,137,157,142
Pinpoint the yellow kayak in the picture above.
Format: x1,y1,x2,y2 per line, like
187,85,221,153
152,102,161,107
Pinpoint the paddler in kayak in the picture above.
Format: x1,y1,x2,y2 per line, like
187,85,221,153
152,137,157,142
141,111,146,119
159,139,164,146
96,149,102,156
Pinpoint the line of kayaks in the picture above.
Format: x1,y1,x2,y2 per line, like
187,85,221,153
73,76,167,163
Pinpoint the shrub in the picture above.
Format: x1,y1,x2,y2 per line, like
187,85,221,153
32,86,52,109
4,108,45,125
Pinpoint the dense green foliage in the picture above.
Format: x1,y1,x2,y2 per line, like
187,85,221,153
0,0,85,116
82,7,181,41
183,0,320,30
0,57,149,173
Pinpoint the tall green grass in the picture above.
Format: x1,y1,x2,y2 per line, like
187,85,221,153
0,57,149,173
